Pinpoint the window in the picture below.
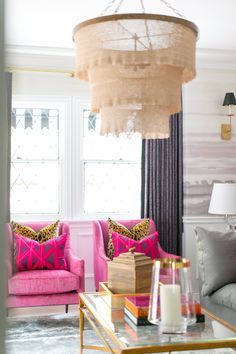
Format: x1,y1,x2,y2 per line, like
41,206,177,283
10,96,141,220
82,108,141,216
10,99,66,218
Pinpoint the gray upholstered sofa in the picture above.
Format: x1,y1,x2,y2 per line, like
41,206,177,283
195,226,236,330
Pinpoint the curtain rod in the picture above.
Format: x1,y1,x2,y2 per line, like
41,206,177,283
6,66,75,77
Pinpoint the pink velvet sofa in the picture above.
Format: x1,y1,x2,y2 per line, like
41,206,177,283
6,222,85,312
93,219,179,291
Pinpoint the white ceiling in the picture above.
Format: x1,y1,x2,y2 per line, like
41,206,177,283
5,0,236,52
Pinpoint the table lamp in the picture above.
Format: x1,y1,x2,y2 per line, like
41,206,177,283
208,183,236,231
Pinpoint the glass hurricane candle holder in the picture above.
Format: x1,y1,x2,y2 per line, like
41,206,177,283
148,258,196,334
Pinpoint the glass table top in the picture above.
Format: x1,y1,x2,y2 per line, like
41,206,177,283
80,292,236,350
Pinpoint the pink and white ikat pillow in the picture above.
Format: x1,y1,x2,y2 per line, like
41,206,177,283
14,233,68,271
112,231,159,259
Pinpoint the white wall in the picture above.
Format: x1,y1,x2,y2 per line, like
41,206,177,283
7,47,236,293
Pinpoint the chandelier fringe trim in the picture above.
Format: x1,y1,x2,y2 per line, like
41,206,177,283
73,13,198,139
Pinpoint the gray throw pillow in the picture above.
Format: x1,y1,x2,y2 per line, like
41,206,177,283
195,226,236,296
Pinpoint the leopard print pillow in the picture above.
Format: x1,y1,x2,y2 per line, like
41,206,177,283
107,218,150,259
11,220,60,244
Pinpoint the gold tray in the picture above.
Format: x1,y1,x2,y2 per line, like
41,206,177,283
99,282,149,310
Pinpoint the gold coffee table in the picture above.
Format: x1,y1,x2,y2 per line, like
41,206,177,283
79,292,236,354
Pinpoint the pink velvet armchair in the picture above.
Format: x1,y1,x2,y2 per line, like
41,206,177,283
92,219,178,291
6,222,85,312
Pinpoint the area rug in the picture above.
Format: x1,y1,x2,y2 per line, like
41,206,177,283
6,313,101,354
5,313,236,354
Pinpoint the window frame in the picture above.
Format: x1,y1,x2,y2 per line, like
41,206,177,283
75,97,141,220
10,95,141,221
10,95,72,221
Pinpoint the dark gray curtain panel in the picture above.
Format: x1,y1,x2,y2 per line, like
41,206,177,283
141,112,183,256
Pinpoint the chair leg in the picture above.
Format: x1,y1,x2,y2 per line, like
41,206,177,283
6,308,9,317
65,304,69,313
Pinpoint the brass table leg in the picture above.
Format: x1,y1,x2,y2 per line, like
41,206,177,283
79,300,84,354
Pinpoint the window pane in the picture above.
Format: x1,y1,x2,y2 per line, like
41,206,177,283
84,162,141,213
83,109,141,161
11,108,59,160
11,162,59,214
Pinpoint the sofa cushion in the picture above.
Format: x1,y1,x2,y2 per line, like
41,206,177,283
11,220,59,243
14,233,68,271
112,231,159,259
210,284,236,312
107,218,150,259
195,226,236,296
8,269,80,295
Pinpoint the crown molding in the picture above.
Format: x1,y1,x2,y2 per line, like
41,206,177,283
5,45,236,73
5,45,75,73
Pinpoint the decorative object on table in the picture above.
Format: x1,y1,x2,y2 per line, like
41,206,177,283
221,92,236,140
124,307,152,326
124,314,151,332
73,0,198,139
148,258,196,333
125,295,150,318
124,294,153,326
108,247,153,294
208,183,236,231
125,294,204,324
99,281,149,310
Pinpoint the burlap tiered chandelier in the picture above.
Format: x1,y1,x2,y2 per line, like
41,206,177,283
73,0,198,139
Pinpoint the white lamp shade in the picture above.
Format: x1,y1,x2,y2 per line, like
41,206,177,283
208,183,236,215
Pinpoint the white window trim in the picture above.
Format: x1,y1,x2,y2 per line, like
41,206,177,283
10,95,141,221
11,95,72,221
73,97,141,221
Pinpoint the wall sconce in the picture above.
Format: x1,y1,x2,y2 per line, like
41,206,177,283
221,92,236,140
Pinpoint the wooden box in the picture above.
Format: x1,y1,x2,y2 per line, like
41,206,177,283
107,251,153,294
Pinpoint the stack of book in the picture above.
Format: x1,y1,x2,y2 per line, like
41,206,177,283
124,295,205,327
124,295,152,326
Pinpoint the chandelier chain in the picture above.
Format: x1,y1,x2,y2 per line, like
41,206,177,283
159,0,185,18
140,0,153,49
101,0,185,18
100,0,119,16
140,0,146,13
114,0,125,13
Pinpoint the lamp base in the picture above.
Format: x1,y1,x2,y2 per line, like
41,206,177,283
228,224,236,232
221,124,231,140
225,215,236,231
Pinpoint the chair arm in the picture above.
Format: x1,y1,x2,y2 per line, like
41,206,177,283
94,251,109,290
6,259,13,279
68,250,84,278
98,245,110,262
158,243,180,259
68,250,85,292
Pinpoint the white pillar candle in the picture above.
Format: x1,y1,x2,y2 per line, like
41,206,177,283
160,284,182,326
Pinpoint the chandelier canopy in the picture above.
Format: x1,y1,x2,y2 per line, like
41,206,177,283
73,12,198,139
